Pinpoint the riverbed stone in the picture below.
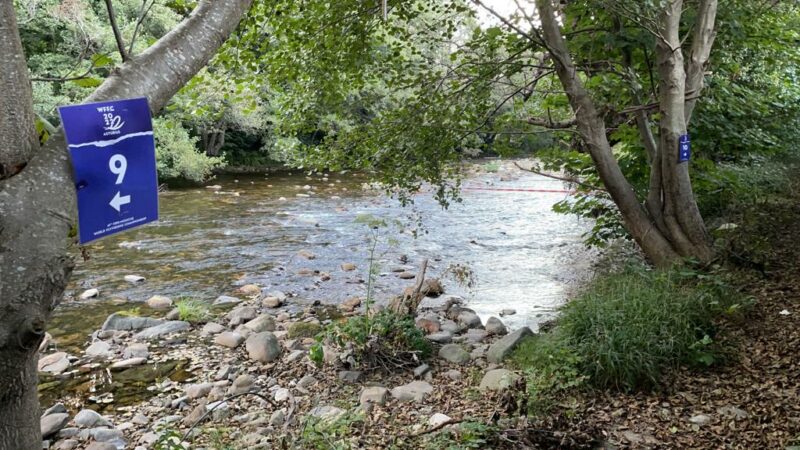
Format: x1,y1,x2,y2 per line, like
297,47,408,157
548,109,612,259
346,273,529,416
122,343,149,359
238,284,261,296
310,405,346,423
73,409,111,428
228,375,254,395
440,319,460,334
202,322,225,334
54,439,79,450
38,352,70,374
146,295,172,309
134,321,190,340
84,442,117,450
79,288,99,299
416,317,441,334
101,314,163,331
215,331,244,348
339,296,362,312
246,332,281,363
227,306,258,326
262,296,283,308
41,413,70,438
360,387,389,408
338,370,362,383
243,314,276,332
43,403,67,417
487,326,533,363
341,262,357,271
457,311,482,329
270,410,286,426
89,427,124,442
110,357,146,369
213,295,242,305
124,275,146,283
391,381,433,402
485,317,507,335
85,341,113,358
298,250,316,259
297,375,317,391
186,382,214,400
499,309,516,316
439,344,470,364
463,328,490,344
428,413,452,427
480,369,518,391
427,331,453,344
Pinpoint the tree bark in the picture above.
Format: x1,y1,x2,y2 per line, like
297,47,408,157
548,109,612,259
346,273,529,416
0,1,38,178
535,0,681,267
0,1,252,448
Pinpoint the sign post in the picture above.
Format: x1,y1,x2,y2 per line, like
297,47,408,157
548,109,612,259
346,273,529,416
679,134,691,163
59,97,159,244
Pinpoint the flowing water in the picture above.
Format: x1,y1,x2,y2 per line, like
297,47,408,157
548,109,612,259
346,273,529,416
52,162,593,350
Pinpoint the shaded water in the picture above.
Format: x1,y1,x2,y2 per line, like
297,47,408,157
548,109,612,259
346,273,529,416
54,163,591,346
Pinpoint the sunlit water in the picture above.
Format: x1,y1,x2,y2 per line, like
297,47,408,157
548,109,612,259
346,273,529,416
53,163,593,349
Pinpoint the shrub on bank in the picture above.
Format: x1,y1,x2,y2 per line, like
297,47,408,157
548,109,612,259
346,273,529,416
512,263,746,398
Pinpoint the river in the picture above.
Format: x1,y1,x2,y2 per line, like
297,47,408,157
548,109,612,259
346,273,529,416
50,161,592,352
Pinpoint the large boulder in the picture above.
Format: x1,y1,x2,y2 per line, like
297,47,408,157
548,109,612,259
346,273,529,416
85,341,113,358
101,313,163,331
122,343,149,360
479,369,519,391
38,352,70,374
486,327,533,363
390,381,433,403
485,317,507,335
438,344,470,364
227,306,258,327
133,321,190,340
41,413,70,438
73,409,111,428
243,314,276,333
245,332,281,363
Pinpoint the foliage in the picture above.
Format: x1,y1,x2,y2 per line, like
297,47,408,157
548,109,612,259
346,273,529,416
423,421,497,450
509,332,586,415
299,410,364,450
153,428,186,450
315,310,431,372
153,117,225,183
174,298,209,323
287,322,323,339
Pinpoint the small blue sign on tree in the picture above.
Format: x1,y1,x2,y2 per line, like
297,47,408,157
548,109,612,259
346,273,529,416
679,134,691,163
59,97,159,244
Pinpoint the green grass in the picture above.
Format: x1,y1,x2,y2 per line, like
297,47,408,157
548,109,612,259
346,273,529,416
511,263,747,396
174,298,209,323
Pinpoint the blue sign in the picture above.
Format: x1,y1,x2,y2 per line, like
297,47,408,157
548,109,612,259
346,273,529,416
59,97,158,244
679,134,691,163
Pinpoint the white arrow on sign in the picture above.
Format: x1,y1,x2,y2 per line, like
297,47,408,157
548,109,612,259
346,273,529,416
109,191,131,212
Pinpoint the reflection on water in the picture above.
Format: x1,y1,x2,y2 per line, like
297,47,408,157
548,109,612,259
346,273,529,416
54,163,591,342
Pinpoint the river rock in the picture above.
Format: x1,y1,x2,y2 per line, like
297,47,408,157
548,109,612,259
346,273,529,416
499,309,516,316
89,427,123,442
124,275,146,283
480,369,518,391
262,296,283,308
297,375,317,391
246,332,281,363
202,322,225,334
310,405,346,423
421,278,444,296
228,375,255,395
274,388,290,403
243,314,276,332
463,328,490,344
54,439,79,450
439,344,470,364
182,400,208,427
101,314,163,331
418,294,463,312
41,413,70,438
487,326,533,363
341,262,356,271
391,381,433,403
457,311,482,329
270,410,286,426
85,341,113,358
485,317,507,335
427,331,453,344
398,271,416,279
428,413,452,427
43,403,67,416
339,297,362,312
213,295,242,305
79,288,99,299
297,250,316,259
38,352,70,374
416,317,441,334
238,284,261,296
689,414,712,426
215,332,244,349
122,343,149,360
338,370,362,383
73,409,111,428
360,386,389,408
85,443,117,450
145,295,172,309
186,382,214,400
413,364,431,378
227,306,257,326
445,369,463,381
440,319,460,334
110,357,146,369
134,321,190,340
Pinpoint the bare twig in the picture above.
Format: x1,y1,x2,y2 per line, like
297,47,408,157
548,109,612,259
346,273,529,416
514,162,606,192
526,117,577,129
103,0,128,61
128,0,157,56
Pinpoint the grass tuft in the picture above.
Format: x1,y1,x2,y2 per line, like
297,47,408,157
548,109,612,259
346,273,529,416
174,298,209,323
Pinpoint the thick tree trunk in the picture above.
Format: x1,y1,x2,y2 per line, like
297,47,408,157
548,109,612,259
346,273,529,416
0,1,252,448
202,129,226,156
535,0,680,267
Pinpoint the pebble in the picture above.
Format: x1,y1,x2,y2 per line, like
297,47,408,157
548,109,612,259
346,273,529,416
215,332,245,349
79,288,99,299
124,275,146,283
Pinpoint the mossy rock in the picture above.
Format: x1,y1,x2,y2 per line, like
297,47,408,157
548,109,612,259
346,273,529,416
288,322,323,339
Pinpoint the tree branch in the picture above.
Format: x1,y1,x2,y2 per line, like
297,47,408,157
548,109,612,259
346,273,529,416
514,162,606,192
684,0,718,124
128,0,157,57
104,0,129,62
526,117,577,129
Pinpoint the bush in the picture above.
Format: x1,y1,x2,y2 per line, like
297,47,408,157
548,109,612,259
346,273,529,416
555,264,736,390
313,310,431,371
174,298,209,323
153,117,225,183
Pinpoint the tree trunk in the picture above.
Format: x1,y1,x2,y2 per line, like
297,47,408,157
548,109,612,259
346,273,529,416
534,0,717,266
0,1,252,448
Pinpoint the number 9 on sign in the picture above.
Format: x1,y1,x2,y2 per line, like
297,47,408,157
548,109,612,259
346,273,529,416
109,154,127,184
